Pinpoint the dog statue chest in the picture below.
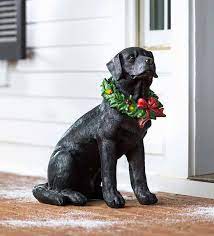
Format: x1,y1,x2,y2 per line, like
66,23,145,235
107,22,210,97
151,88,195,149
99,104,150,144
100,102,151,140
118,118,150,142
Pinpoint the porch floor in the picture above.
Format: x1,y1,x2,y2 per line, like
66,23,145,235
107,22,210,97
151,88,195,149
0,173,214,236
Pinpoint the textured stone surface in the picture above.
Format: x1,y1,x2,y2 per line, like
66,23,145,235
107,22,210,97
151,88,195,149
0,172,214,236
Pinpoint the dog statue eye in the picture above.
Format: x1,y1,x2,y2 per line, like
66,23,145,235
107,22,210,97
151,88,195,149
127,54,135,63
145,58,154,65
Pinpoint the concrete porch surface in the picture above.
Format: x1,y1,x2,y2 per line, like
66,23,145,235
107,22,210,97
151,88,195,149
0,173,214,236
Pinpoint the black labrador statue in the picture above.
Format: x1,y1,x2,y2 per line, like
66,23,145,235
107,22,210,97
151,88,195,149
33,47,166,208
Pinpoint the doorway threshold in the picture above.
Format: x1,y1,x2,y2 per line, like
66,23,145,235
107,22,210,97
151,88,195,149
189,174,214,183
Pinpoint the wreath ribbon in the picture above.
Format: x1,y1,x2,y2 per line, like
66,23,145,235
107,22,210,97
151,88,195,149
137,97,166,119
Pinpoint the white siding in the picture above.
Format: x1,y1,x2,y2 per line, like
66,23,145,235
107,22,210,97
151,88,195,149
0,0,126,175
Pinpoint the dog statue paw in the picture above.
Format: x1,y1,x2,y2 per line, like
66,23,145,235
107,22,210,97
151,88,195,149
33,47,166,208
134,188,158,205
103,188,125,208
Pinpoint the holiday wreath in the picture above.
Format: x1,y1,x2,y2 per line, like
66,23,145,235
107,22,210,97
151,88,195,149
101,77,166,121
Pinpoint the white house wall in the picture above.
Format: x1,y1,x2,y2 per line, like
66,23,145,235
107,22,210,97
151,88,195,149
0,0,125,176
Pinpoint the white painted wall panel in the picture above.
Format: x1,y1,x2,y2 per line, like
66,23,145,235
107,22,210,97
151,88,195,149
153,51,172,75
0,143,51,176
0,96,100,123
16,46,114,72
1,72,107,98
27,0,113,23
0,120,67,147
1,72,168,99
0,118,163,155
27,19,112,48
144,119,166,155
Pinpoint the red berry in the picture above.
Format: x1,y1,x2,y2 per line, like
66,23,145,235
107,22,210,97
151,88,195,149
137,98,147,108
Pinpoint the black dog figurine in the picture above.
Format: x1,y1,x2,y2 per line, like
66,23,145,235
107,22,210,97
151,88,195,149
33,47,166,208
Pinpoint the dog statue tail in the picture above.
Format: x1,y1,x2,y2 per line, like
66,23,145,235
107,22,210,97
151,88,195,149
32,183,87,206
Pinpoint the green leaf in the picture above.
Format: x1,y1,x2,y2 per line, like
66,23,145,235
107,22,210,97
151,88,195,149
150,110,156,120
142,112,147,119
140,109,146,116
158,101,163,108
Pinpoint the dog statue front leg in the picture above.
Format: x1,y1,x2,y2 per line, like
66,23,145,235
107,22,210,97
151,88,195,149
98,139,125,208
126,141,158,205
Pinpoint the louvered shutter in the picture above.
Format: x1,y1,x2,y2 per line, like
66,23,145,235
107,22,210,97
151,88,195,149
0,0,26,60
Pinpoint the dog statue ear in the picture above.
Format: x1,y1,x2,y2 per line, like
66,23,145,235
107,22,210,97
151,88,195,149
148,51,158,78
106,54,122,80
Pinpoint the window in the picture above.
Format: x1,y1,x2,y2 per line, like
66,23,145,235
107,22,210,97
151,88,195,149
141,0,171,47
0,0,26,60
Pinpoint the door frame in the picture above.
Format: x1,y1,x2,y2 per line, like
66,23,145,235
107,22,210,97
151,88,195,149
189,0,214,177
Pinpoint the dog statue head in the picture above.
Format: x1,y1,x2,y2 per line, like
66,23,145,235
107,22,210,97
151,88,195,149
106,47,158,100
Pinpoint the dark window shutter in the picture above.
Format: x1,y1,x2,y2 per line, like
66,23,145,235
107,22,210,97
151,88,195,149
0,0,26,60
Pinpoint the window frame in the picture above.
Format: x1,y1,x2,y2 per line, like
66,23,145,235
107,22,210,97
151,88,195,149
142,0,171,47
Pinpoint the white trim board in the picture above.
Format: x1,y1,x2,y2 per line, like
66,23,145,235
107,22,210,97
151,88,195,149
118,171,214,199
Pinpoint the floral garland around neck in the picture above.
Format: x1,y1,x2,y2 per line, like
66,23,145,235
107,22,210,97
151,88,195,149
101,77,166,121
